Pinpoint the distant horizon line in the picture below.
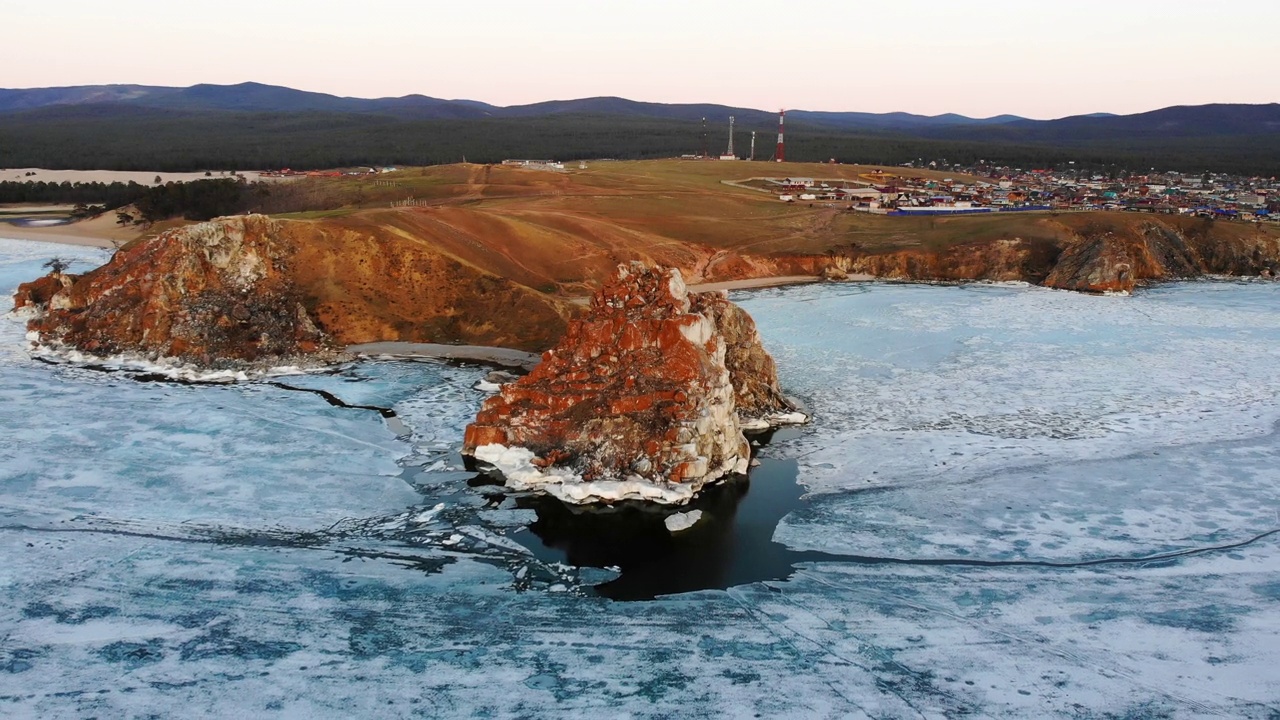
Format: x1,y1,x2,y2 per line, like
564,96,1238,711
6,79,1278,123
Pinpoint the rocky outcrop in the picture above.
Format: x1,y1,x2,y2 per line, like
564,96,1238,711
1044,218,1279,293
16,208,1278,373
26,216,334,366
747,238,1064,286
1042,232,1140,293
462,263,804,506
13,272,75,313
18,214,578,368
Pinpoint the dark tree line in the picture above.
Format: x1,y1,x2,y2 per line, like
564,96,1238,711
1,178,266,222
2,110,1276,176
131,178,265,222
0,180,151,206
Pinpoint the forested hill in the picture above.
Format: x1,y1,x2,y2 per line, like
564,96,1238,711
1,82,1277,175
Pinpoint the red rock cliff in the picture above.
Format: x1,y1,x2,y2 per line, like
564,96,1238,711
463,263,804,506
692,292,804,429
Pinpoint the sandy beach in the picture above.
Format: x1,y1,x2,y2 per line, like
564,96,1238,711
0,213,133,249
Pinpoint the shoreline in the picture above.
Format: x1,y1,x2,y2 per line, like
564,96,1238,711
0,225,117,249
2,168,279,185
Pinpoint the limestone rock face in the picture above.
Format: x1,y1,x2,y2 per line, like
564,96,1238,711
691,292,806,430
24,215,336,367
463,263,804,505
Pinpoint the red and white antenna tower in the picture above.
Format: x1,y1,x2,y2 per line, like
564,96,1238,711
775,109,786,162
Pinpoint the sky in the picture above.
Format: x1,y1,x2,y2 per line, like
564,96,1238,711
3,0,1278,119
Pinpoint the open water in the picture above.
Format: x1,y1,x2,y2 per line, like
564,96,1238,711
2,237,1279,718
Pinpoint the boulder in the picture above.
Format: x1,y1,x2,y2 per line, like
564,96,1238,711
12,272,75,313
463,263,805,506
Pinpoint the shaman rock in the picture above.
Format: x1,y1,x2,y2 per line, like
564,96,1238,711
463,262,804,506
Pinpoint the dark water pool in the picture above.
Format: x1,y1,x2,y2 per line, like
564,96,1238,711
505,429,840,600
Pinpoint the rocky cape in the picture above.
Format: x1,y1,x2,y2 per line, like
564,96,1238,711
15,214,576,369
11,210,1280,373
462,263,806,506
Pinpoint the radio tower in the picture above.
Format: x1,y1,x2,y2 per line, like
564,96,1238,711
775,109,786,163
726,116,735,158
749,131,756,161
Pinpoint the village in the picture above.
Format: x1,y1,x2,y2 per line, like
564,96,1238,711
733,165,1279,222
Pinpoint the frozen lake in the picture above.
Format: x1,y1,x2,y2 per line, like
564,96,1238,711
3,237,1279,718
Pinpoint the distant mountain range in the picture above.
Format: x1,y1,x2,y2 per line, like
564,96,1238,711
1,82,1277,174
0,81,1032,130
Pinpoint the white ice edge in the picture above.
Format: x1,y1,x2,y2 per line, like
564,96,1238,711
473,443,709,505
24,335,334,383
740,410,809,432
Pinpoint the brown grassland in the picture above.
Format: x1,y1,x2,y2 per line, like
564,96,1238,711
262,160,1276,294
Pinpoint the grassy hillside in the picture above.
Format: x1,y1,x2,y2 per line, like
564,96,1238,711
241,160,1276,294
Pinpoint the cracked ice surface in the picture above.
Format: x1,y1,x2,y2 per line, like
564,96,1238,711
737,281,1280,494
740,282,1280,558
3,237,1280,718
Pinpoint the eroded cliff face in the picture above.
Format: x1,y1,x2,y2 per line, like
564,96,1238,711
19,214,577,367
848,237,1061,284
462,263,804,506
1043,218,1280,293
756,216,1279,294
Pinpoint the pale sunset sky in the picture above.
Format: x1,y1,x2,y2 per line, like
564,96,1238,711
3,0,1277,119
